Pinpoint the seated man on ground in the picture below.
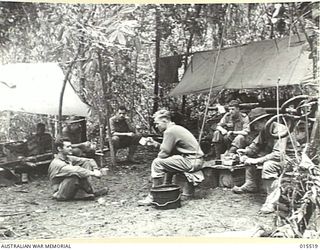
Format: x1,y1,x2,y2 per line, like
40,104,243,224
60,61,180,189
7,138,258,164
138,109,204,206
232,107,291,214
26,123,53,156
48,137,108,201
211,100,250,159
109,106,142,163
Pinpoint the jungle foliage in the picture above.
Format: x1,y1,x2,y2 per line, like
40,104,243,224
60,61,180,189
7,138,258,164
0,1,319,238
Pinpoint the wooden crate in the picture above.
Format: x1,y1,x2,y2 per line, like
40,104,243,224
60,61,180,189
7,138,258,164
203,160,245,188
200,167,219,188
218,168,246,188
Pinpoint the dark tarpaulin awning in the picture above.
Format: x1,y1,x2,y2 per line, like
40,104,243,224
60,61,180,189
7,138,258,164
170,34,313,96
159,55,182,83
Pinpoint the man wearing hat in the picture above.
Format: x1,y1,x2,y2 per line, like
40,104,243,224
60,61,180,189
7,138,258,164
138,109,204,206
232,107,290,213
211,100,250,159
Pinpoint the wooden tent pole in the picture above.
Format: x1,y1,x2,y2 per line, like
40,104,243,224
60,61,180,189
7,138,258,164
58,51,80,134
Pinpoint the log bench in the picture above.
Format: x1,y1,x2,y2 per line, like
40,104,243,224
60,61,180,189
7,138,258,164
172,160,264,194
0,152,53,184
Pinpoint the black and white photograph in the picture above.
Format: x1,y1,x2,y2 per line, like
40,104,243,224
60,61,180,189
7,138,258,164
0,0,319,244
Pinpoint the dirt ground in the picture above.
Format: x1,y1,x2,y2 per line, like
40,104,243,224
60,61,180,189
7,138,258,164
0,147,275,240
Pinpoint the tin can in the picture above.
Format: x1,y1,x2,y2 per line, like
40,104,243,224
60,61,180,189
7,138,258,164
100,167,109,176
21,173,28,183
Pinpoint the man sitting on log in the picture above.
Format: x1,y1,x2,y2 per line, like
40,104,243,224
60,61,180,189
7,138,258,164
48,137,108,201
211,100,250,159
232,107,292,214
138,109,204,206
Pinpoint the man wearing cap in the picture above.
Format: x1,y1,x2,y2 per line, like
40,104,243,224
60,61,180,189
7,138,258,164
211,100,250,159
232,107,290,213
109,106,142,163
138,109,204,206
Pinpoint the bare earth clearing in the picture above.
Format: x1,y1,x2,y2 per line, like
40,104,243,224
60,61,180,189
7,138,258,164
0,147,274,240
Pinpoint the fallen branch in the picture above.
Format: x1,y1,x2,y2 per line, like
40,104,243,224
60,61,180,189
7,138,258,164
0,212,30,217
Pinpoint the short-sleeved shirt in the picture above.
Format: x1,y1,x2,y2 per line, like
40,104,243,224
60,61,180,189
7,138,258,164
109,115,135,135
218,112,250,133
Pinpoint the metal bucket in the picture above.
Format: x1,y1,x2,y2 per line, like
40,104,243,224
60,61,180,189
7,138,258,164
150,184,181,210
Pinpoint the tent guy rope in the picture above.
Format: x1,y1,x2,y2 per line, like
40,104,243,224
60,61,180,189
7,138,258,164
198,4,230,144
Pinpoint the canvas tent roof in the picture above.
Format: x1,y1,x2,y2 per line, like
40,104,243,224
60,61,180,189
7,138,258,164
0,63,89,116
170,34,313,96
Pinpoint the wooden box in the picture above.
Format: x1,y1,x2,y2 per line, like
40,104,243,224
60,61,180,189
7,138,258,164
200,167,219,188
218,168,246,188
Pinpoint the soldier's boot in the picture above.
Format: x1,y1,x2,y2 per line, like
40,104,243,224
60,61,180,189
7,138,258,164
232,165,258,194
204,144,216,159
137,178,163,206
260,178,279,214
182,182,195,198
127,145,139,163
213,143,224,160
228,146,238,154
163,172,174,185
225,146,238,158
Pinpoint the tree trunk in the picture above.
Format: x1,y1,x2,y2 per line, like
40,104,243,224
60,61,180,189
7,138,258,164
98,114,105,168
105,103,116,168
132,51,139,118
182,4,202,114
6,111,11,141
153,6,161,114
97,50,116,168
309,110,320,159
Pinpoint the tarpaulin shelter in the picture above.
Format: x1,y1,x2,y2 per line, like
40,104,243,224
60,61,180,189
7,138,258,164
159,55,182,83
170,34,313,96
0,63,89,116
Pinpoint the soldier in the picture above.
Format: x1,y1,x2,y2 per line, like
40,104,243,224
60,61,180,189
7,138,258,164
138,110,204,206
233,107,291,214
211,100,250,159
109,106,142,163
26,123,53,156
48,137,108,201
